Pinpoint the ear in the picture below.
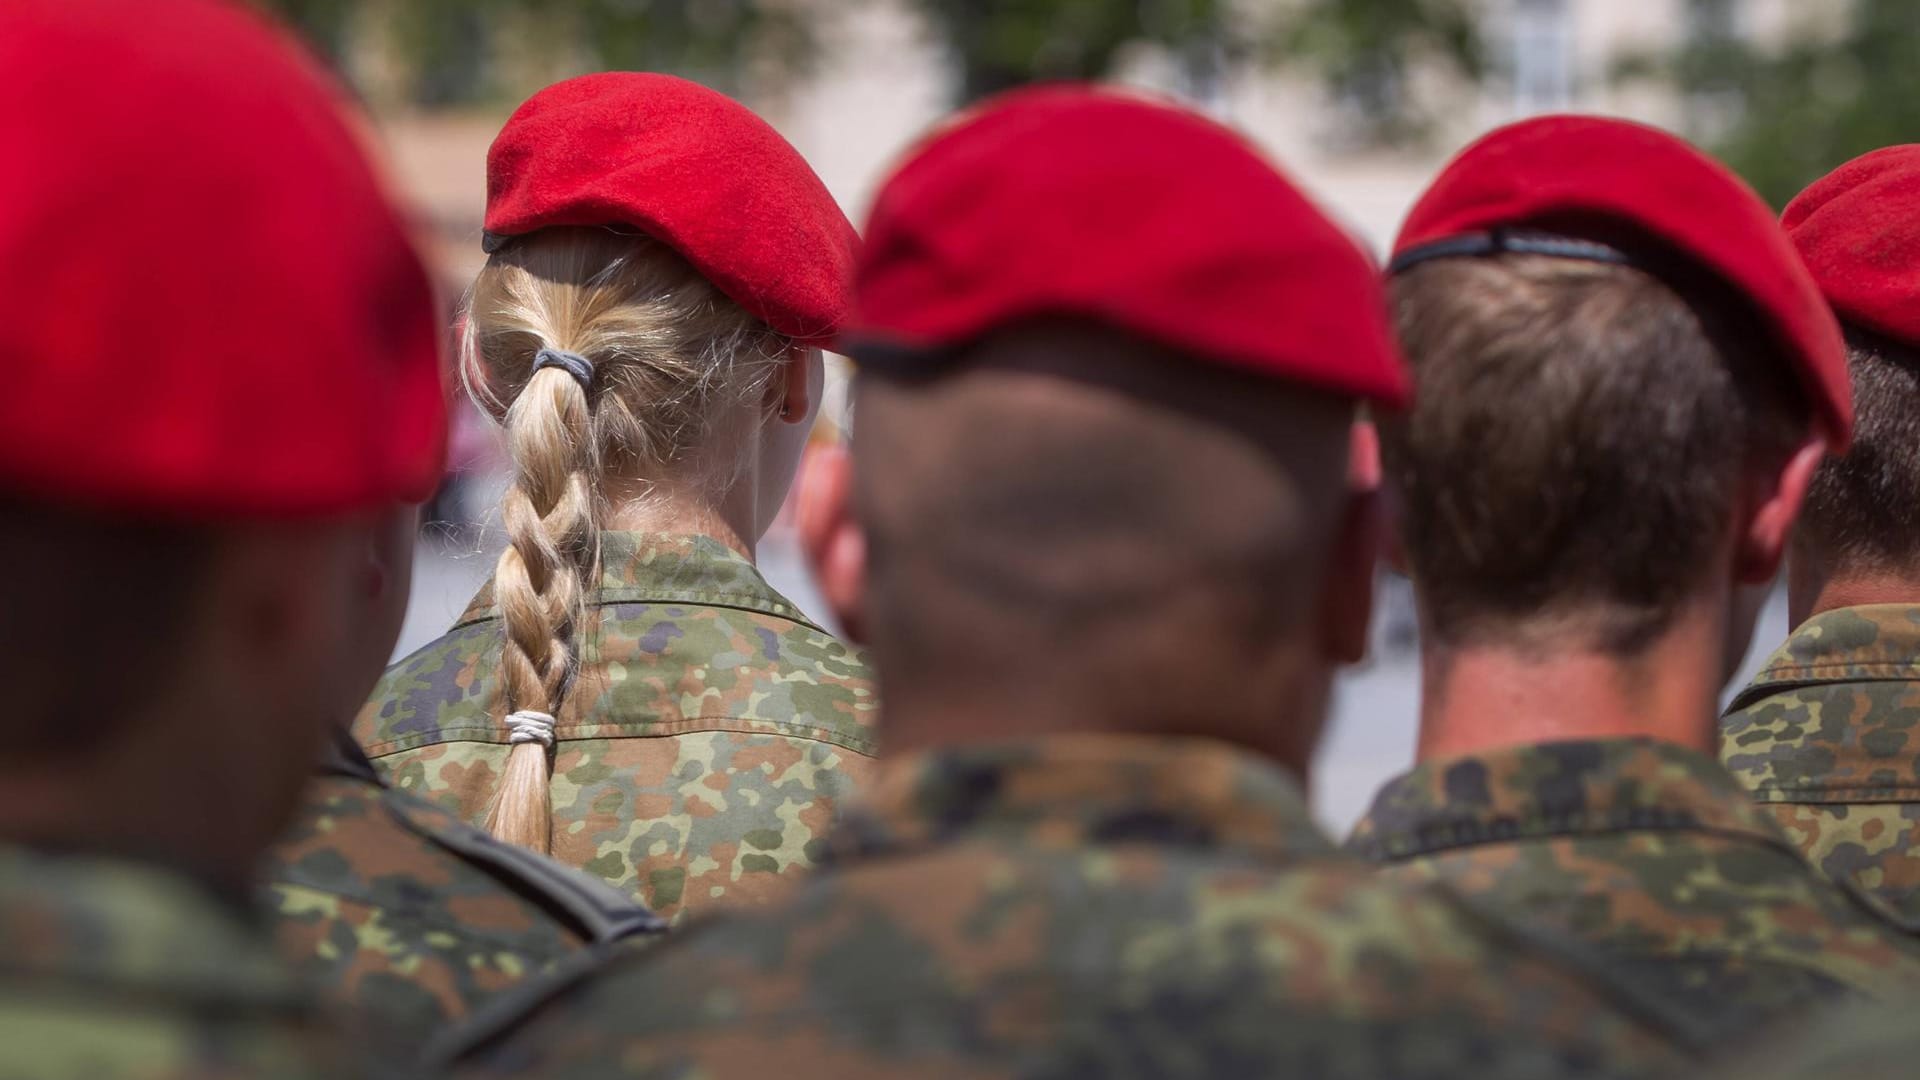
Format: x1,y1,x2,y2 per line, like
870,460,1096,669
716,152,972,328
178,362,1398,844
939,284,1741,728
352,505,420,690
1735,436,1825,586
204,525,360,683
772,344,821,426
1376,459,1412,579
796,442,868,643
1318,421,1383,665
365,503,420,601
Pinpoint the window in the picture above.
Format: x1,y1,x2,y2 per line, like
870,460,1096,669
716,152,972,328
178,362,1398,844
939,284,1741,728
1682,0,1744,141
1512,0,1574,113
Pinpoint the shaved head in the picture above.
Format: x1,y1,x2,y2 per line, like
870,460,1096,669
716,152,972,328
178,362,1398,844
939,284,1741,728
850,321,1365,758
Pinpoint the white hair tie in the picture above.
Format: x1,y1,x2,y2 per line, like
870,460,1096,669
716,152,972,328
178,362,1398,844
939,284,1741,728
505,710,556,747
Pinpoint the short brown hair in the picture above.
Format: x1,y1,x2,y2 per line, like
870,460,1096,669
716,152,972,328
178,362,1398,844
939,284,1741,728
1383,254,1809,653
1796,328,1920,575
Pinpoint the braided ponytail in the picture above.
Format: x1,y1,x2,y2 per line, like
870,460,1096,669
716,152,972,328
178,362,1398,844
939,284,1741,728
461,227,789,852
485,363,598,851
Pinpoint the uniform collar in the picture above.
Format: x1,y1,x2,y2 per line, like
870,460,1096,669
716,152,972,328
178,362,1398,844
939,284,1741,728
318,725,383,785
1727,604,1920,711
1722,604,1920,802
827,734,1334,866
456,531,823,631
1349,737,1789,861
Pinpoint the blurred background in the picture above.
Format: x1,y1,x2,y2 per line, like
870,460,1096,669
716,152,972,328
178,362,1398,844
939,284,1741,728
264,0,1906,830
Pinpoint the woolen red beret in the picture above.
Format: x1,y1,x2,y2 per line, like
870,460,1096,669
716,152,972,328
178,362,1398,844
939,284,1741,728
841,85,1410,405
484,73,856,347
1394,115,1852,449
0,0,446,517
1783,145,1920,352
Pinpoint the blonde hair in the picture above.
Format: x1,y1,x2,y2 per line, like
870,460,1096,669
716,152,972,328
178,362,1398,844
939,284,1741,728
462,227,788,851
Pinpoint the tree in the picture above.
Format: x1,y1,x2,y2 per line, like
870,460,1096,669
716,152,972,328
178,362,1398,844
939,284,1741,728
1626,0,1920,208
261,0,354,61
253,0,811,105
904,0,1483,142
904,0,1236,103
257,0,1483,144
1269,0,1484,144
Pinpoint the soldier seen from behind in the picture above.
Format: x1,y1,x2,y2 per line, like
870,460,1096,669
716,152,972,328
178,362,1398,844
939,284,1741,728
439,87,1695,1080
1349,116,1920,1041
260,503,662,1061
0,0,448,1074
1722,146,1920,933
357,74,877,922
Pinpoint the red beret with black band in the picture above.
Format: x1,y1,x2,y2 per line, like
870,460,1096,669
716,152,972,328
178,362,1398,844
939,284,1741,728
1393,115,1852,450
483,73,857,348
0,0,447,517
840,84,1411,407
1783,145,1920,353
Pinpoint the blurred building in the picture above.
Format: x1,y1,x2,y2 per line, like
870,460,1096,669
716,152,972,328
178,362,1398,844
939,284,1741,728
367,0,1822,290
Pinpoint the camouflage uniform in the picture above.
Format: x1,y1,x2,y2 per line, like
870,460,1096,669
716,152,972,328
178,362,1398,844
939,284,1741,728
261,728,662,1061
1722,604,1920,930
1705,1000,1920,1080
356,532,879,922
443,736,1697,1079
1348,736,1920,1040
0,845,349,1080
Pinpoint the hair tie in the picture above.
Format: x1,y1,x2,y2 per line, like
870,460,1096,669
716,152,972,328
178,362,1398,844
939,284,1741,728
504,709,556,748
532,347,595,388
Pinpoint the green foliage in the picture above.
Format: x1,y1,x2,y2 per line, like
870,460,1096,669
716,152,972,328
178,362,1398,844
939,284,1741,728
254,0,1484,143
252,0,811,105
1273,0,1484,144
1632,0,1920,208
570,0,812,84
389,0,489,105
256,0,354,62
906,0,1484,135
907,0,1236,101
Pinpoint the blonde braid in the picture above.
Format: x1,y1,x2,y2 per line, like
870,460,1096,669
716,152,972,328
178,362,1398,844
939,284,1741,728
461,227,790,852
485,365,598,851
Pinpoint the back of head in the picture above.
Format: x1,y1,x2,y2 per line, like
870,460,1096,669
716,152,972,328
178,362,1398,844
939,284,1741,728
1383,117,1836,655
465,230,789,850
1795,330,1920,576
469,74,856,851
840,86,1406,756
853,324,1354,731
0,501,209,762
0,0,445,879
1388,254,1806,652
1781,147,1920,580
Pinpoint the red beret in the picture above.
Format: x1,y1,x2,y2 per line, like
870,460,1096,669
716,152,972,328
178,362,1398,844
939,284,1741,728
0,0,446,517
483,73,856,347
842,85,1410,406
1393,115,1851,449
1783,145,1920,353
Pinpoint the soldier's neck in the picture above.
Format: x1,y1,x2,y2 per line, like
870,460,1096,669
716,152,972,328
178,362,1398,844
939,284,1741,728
878,676,1325,784
1413,615,1724,764
601,477,757,562
1788,557,1920,626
